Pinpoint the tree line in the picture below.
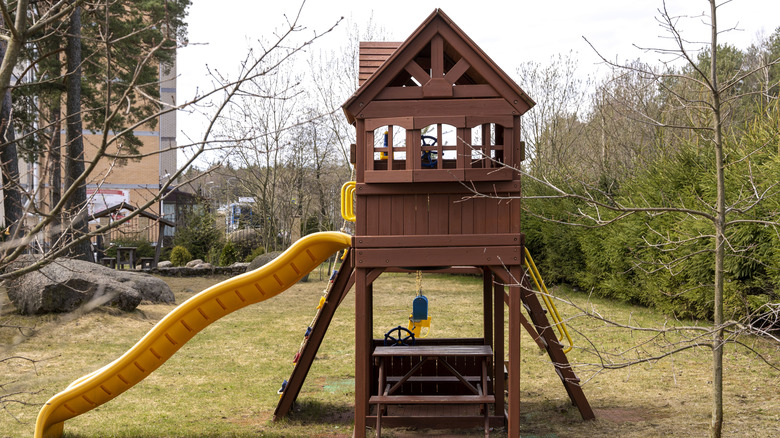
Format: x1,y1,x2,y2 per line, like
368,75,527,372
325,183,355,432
521,18,780,324
511,3,779,436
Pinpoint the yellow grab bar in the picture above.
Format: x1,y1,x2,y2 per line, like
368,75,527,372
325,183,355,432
524,247,573,353
340,181,356,222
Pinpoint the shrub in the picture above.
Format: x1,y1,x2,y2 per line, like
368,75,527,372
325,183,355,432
170,246,192,267
206,245,222,265
173,207,224,260
226,228,263,261
219,241,239,266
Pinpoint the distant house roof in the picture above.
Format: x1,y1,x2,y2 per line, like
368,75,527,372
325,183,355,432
343,8,535,124
89,202,175,227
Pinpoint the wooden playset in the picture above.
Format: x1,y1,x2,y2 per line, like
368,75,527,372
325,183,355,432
34,9,592,438
277,8,594,437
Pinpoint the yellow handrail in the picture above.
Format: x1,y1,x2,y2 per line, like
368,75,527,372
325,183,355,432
340,181,356,222
523,247,573,353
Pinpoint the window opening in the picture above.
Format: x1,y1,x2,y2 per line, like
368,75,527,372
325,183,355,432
373,125,406,169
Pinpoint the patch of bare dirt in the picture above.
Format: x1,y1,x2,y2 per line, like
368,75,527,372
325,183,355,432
594,407,661,423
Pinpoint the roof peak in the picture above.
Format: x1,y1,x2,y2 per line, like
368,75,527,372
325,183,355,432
343,9,534,124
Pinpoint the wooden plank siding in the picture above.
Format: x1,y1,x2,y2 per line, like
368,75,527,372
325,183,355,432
355,193,519,239
359,42,402,87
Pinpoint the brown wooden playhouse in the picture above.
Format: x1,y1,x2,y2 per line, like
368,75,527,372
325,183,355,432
273,9,594,437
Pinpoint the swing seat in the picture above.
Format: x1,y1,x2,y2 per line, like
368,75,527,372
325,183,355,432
412,295,428,321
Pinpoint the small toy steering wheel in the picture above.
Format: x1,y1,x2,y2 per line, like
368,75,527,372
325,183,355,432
384,326,415,346
421,135,438,168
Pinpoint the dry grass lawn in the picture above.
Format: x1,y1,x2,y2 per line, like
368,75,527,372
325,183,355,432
1,266,779,437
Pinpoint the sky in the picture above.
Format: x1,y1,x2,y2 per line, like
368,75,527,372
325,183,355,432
175,0,780,161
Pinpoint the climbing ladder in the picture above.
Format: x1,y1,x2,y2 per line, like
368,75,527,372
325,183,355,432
273,250,356,420
521,270,593,419
494,265,594,420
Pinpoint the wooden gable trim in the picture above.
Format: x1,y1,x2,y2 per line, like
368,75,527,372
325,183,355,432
375,84,499,100
436,23,532,114
359,98,514,120
89,202,175,227
343,9,535,124
345,17,440,123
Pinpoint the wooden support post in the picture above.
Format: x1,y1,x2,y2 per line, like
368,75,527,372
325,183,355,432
483,268,493,349
356,119,366,182
437,123,444,170
355,268,371,438
387,125,394,166
495,125,505,164
457,127,468,170
481,123,490,168
508,265,522,438
492,270,505,422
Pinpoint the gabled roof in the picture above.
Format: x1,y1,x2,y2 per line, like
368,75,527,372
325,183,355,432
89,202,175,227
343,8,535,124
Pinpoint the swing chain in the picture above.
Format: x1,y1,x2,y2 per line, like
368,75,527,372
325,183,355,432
416,270,423,297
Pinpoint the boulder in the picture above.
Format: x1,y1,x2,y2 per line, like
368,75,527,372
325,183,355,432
186,259,204,268
3,256,175,315
248,251,283,271
156,260,173,268
118,271,175,303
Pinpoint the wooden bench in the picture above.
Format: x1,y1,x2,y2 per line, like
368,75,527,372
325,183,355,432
371,344,493,437
138,257,155,270
100,257,117,268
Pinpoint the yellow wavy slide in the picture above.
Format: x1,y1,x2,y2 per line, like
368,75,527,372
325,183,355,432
35,231,352,438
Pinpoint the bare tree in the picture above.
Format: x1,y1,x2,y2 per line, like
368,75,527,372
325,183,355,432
0,2,340,277
480,2,780,437
516,52,592,178
210,52,305,251
306,15,389,167
1,1,342,423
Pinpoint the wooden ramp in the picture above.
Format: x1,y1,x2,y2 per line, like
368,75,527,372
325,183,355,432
273,250,356,420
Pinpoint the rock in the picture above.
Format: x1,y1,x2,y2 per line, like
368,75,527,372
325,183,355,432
3,256,174,315
150,265,248,277
186,259,204,268
156,260,173,268
115,271,175,304
248,251,283,271
194,262,214,269
231,262,250,269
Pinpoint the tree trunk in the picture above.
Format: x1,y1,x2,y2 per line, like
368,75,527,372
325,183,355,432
709,1,724,437
0,83,22,242
0,15,24,250
64,5,91,261
0,0,28,98
48,100,62,249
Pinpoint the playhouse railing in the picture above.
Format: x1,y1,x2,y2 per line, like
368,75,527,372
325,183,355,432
523,247,573,353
